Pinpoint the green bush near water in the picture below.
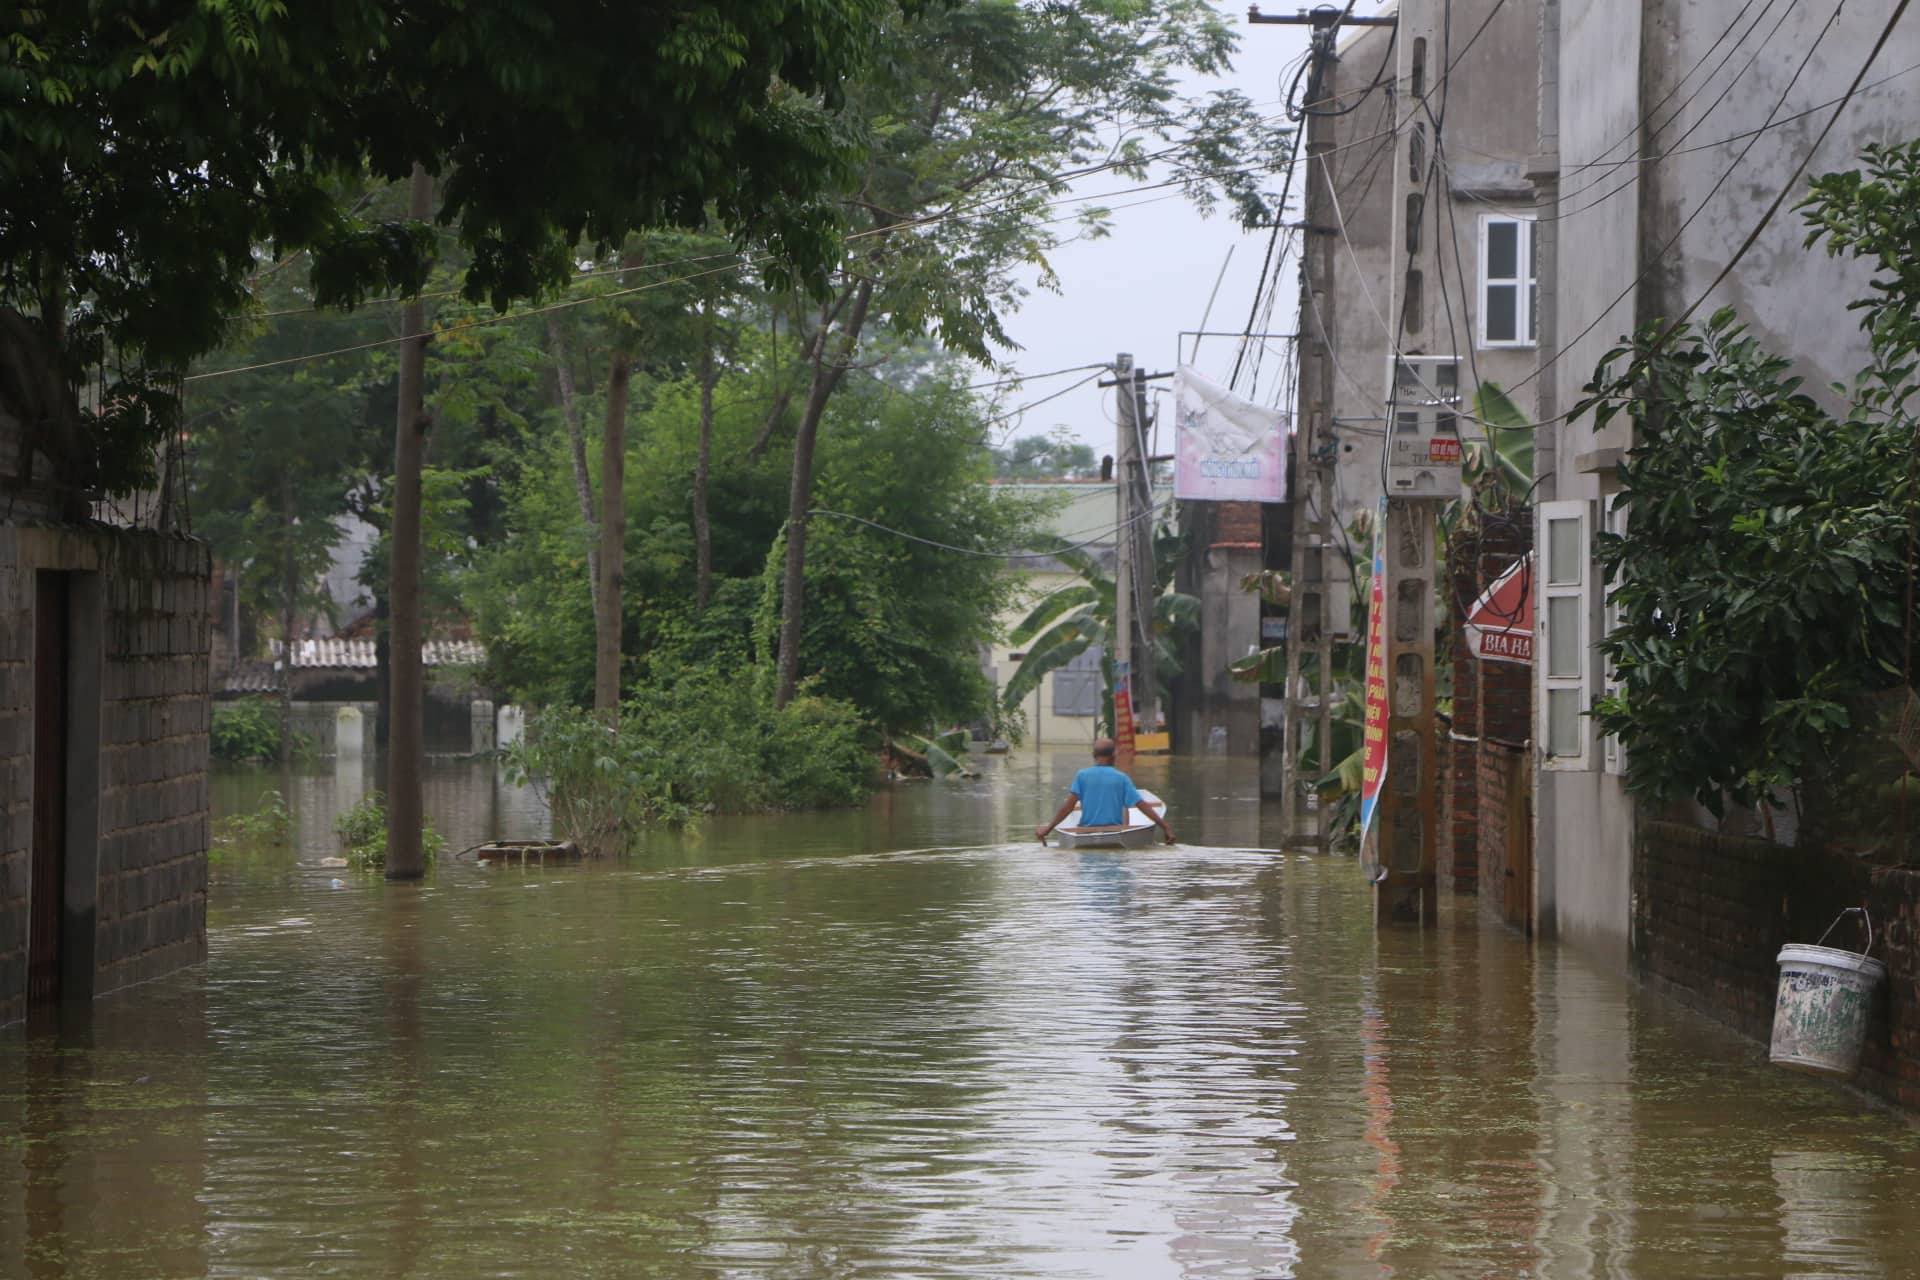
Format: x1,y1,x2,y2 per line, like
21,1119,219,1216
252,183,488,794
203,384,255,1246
213,789,292,850
210,698,281,763
506,669,875,853
211,697,314,764
337,793,448,871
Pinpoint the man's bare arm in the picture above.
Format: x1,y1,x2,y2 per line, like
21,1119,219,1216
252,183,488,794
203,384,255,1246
1137,799,1177,845
1035,796,1078,843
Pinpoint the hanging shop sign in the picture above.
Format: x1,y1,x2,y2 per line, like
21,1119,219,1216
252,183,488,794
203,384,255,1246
1464,554,1533,665
1172,366,1288,503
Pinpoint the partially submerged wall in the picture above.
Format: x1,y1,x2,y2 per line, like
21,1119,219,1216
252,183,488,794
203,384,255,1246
0,526,211,1025
1636,820,1920,1112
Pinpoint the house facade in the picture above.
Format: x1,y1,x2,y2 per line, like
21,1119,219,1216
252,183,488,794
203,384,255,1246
1304,0,1920,977
1532,0,1920,965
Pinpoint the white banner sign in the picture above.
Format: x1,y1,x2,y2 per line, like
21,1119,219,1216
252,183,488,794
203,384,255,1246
1173,366,1287,503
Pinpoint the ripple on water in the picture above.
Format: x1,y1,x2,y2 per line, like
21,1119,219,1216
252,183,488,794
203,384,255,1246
3,757,1919,1278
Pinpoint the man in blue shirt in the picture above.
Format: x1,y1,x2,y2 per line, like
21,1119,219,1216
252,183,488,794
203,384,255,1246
1035,739,1177,844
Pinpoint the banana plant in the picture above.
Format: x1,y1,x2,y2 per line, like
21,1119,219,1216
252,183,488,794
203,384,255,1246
1463,380,1534,504
1000,525,1199,730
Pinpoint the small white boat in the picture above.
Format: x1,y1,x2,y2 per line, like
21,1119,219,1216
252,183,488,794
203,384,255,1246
1048,790,1167,849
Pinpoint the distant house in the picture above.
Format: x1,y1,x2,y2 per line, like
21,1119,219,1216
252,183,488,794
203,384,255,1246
987,482,1123,749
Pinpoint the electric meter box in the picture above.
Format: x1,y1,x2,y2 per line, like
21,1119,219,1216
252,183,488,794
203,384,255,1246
1386,356,1464,498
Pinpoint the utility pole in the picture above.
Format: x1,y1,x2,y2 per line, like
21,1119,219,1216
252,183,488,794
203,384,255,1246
1113,352,1139,752
1252,6,1369,852
1105,354,1176,753
1373,0,1452,927
1120,359,1158,731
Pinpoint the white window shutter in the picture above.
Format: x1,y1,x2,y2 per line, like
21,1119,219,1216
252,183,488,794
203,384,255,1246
1539,499,1592,770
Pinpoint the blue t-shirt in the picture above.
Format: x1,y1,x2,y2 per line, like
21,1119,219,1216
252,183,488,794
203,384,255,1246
1071,765,1142,826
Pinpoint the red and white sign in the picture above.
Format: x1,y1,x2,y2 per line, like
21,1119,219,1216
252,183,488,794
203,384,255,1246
1428,437,1462,465
1464,554,1533,665
1358,500,1389,849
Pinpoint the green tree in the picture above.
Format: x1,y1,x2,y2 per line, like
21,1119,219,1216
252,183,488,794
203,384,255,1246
993,431,1100,480
470,353,1041,737
6,0,890,879
765,0,1288,707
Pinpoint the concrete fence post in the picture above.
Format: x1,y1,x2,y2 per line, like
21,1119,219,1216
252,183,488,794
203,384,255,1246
497,704,525,750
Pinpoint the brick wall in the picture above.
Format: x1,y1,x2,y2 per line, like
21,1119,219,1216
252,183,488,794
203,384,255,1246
1636,820,1920,1111
0,526,211,1025
1478,742,1530,928
1444,512,1533,895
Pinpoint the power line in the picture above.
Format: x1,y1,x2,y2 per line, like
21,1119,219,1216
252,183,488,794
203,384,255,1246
809,495,1172,560
1652,0,1912,351
1501,0,1854,405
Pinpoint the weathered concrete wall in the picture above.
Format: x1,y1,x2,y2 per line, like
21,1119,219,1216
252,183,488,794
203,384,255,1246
0,526,211,1026
1532,0,1643,970
1636,820,1920,1112
1173,500,1262,756
1639,0,1920,397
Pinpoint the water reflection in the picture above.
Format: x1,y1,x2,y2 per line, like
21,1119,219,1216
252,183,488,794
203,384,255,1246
2,749,1919,1278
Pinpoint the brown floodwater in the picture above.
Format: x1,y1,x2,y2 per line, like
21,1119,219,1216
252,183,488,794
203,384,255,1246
2,749,1917,1278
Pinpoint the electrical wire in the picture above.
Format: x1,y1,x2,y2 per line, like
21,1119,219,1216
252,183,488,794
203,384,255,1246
187,174,1228,382
1500,0,1854,405
808,494,1173,560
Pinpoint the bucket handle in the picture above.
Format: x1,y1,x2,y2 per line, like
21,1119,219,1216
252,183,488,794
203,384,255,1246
1814,906,1874,956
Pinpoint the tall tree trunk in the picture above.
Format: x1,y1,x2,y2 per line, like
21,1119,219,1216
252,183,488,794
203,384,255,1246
693,308,717,611
386,163,434,883
774,277,873,708
278,470,297,770
595,345,630,717
545,315,599,613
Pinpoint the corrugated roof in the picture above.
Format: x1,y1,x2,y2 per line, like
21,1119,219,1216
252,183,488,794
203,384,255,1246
265,638,487,669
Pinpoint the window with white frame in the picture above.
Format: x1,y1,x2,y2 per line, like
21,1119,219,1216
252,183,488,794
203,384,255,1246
1601,497,1627,776
1539,500,1591,769
1478,215,1537,348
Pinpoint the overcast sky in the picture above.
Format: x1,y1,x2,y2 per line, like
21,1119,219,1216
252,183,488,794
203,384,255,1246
980,5,1320,454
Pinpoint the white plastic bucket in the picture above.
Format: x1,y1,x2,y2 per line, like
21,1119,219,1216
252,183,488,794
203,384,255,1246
1770,943,1886,1077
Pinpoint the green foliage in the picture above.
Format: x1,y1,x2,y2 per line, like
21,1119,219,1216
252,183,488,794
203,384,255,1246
505,673,874,852
1576,142,1920,811
1000,525,1200,727
213,790,292,848
211,698,292,764
472,355,1042,733
3,0,884,491
993,431,1100,480
337,792,446,870
1464,381,1534,504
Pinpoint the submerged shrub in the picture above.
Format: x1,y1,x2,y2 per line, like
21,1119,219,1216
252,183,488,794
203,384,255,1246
211,697,313,764
337,793,447,870
213,789,292,848
505,669,876,854
211,698,281,763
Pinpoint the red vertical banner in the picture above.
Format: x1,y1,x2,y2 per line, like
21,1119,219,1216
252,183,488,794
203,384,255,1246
1113,658,1136,760
1358,499,1389,850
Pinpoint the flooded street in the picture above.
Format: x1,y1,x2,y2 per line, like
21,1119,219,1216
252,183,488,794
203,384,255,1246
4,751,1919,1278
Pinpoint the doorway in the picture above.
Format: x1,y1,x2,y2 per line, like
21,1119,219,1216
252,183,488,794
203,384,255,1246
29,571,70,1005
